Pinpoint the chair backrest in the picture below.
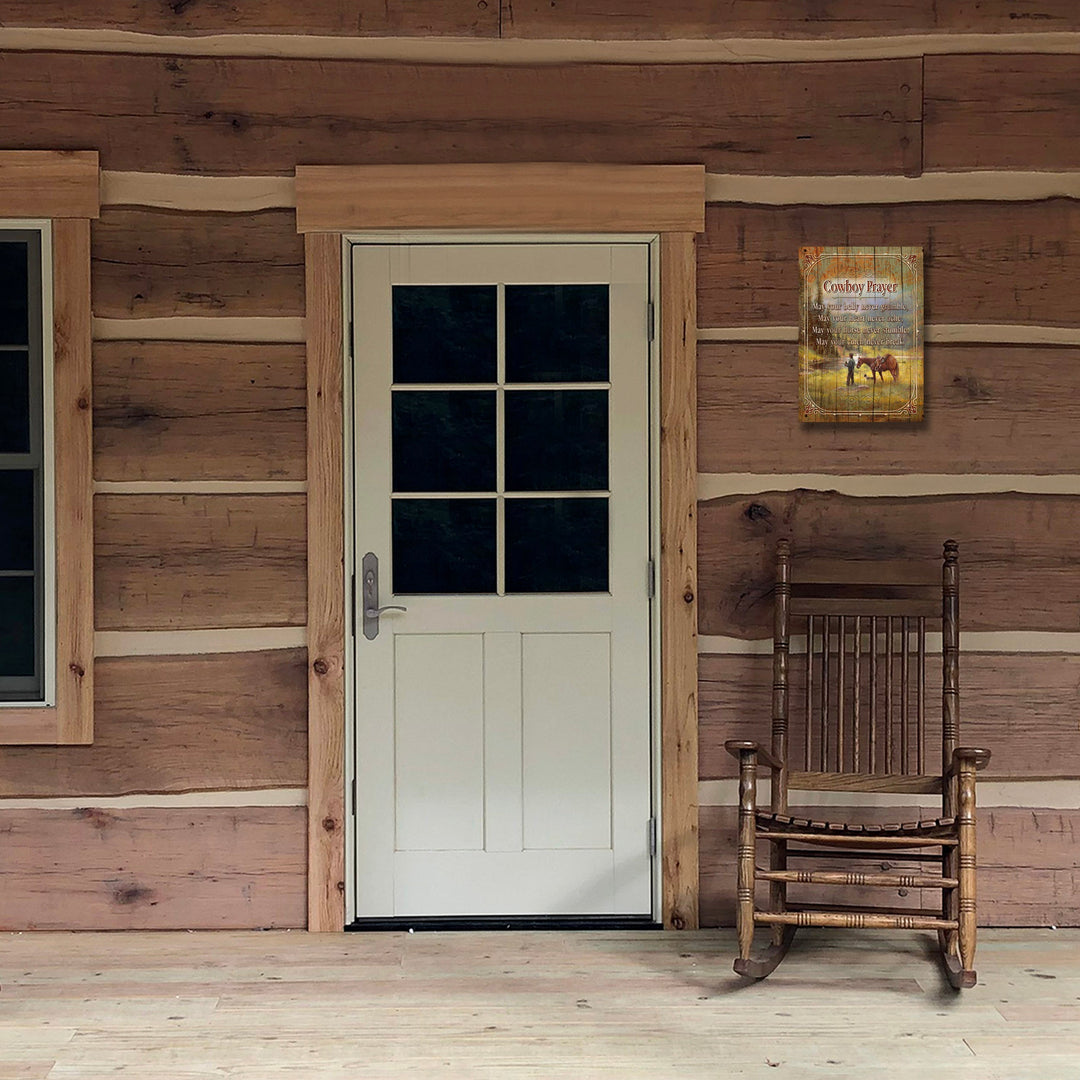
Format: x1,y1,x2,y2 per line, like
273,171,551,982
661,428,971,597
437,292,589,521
769,539,960,807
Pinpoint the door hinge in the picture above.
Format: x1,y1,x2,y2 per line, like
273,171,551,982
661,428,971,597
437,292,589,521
647,558,655,599
648,817,658,857
351,777,357,817
647,300,655,342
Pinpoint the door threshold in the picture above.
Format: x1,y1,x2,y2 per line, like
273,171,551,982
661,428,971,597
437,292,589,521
346,915,661,932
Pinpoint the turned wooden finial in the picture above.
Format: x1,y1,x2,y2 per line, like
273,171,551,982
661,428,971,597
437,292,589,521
944,539,959,562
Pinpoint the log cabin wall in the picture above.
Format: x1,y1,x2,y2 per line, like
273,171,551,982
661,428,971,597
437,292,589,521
0,2,1078,929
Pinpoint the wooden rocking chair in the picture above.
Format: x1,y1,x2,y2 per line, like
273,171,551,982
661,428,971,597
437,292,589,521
725,539,991,988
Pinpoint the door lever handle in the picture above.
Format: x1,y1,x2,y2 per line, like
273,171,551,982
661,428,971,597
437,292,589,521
364,605,408,618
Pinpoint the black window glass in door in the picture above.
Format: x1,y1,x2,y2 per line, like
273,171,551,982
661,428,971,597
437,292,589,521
389,276,610,596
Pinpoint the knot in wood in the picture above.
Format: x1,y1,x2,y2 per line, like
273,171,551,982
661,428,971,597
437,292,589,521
322,816,337,833
313,658,330,675
670,914,686,931
69,662,86,678
76,395,90,411
683,590,694,604
336,880,346,894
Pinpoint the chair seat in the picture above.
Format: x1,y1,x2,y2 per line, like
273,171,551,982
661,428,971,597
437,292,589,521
756,810,956,836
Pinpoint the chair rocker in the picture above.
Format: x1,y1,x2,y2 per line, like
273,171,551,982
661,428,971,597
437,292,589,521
725,539,990,989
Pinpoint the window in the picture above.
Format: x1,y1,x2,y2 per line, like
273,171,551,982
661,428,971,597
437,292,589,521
0,227,52,703
0,151,96,745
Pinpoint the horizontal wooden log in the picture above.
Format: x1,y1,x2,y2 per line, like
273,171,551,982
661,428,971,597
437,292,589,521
0,149,99,217
698,201,1080,328
94,494,307,630
0,52,921,176
0,1,497,36
925,55,1080,172
701,805,1080,927
0,650,306,798
94,341,306,481
503,1,1080,38
0,806,306,930
698,492,1080,637
699,343,1080,475
91,209,304,319
700,652,1080,780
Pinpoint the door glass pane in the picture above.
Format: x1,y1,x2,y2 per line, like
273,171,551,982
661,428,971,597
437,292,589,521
393,498,496,594
505,285,609,383
393,285,497,384
393,391,496,492
0,470,34,570
0,577,35,678
0,241,29,346
505,389,608,492
0,351,30,453
505,498,608,593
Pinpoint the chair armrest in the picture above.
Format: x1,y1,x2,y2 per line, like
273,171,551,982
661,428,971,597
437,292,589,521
947,747,992,776
724,740,785,772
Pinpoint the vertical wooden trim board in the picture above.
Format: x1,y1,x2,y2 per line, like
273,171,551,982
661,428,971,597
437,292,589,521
299,164,704,931
659,233,699,930
0,159,97,746
305,233,346,931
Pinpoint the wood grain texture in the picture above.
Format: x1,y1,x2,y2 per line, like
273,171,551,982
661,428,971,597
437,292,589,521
0,1,497,37
697,492,1080,638
91,209,303,319
700,804,1080,927
660,233,700,932
296,163,706,232
93,341,306,481
94,494,307,630
304,233,345,933
0,150,99,218
0,807,305,930
698,201,1080,329
0,52,921,176
699,343,1080,475
0,650,306,798
925,55,1080,172
700,652,1080,781
502,1,1080,38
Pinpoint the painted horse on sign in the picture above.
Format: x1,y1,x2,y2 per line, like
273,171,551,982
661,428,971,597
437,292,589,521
857,354,900,383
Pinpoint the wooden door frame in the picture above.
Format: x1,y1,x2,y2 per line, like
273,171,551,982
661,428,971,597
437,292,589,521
298,164,704,932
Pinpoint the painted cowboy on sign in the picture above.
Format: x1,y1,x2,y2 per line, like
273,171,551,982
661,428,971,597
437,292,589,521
799,246,924,423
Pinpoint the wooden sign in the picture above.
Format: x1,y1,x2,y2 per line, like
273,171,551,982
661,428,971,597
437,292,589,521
799,246,923,423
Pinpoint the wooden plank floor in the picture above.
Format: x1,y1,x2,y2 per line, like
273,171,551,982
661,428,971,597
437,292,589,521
1,929,1077,1079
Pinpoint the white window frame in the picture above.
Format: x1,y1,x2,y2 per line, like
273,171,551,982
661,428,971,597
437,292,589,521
0,220,56,707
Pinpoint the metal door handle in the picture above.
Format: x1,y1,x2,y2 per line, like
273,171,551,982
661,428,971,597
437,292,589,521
361,552,406,640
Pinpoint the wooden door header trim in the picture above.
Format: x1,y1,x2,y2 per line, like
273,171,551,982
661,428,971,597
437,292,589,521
0,151,100,219
295,163,706,234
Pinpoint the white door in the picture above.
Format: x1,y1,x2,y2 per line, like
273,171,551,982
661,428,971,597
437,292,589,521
351,241,654,918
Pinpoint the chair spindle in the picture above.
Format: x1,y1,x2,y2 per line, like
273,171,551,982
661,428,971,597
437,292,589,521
837,616,846,773
901,616,910,773
821,617,830,772
917,616,926,774
869,616,878,774
853,615,862,773
805,615,813,771
885,616,894,772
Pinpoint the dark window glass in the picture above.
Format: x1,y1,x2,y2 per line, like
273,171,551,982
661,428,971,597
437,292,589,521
0,351,30,453
0,471,35,570
505,498,608,593
505,390,608,492
393,498,496,594
392,391,496,493
0,242,29,346
393,285,497,384
0,578,36,679
505,285,609,383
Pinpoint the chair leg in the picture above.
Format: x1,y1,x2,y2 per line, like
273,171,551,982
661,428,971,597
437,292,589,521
955,759,978,987
734,754,756,965
770,839,788,948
